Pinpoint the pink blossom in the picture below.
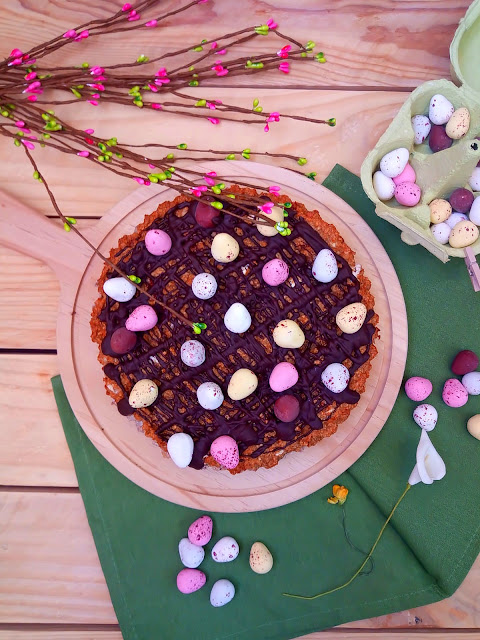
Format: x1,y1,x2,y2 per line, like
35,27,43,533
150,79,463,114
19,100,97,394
90,66,105,76
217,49,227,55
264,123,269,132
155,68,168,77
148,163,155,169
191,185,208,197
74,30,89,41
211,41,218,49
204,171,217,185
277,45,291,58
88,100,98,106
10,48,23,57
8,58,23,66
267,18,278,29
133,177,145,185
77,150,90,157
91,93,100,99
14,120,25,128
268,185,281,194
92,83,105,91
145,19,157,27
85,128,95,134
148,84,158,92
278,61,290,74
23,81,41,93
122,2,132,10
207,117,219,124
24,71,37,81
151,103,162,109
267,112,280,123
197,0,209,3
206,102,216,110
63,29,76,38
27,95,37,102
258,202,275,214
128,9,140,21
154,77,170,86
212,64,228,77
21,140,35,150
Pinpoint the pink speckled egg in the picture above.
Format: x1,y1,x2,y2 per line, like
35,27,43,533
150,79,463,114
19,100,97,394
393,163,416,186
442,378,469,408
145,229,172,256
394,182,422,207
262,258,289,286
269,362,299,392
125,305,158,331
188,515,213,547
404,376,433,402
210,435,239,470
176,568,206,594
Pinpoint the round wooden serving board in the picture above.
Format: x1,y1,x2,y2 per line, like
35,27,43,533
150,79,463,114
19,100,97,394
0,162,407,512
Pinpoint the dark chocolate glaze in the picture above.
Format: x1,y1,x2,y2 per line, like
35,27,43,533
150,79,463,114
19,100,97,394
98,201,375,469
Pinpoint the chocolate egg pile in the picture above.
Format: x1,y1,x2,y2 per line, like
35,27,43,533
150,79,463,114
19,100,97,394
373,147,421,207
412,95,471,152
430,189,480,248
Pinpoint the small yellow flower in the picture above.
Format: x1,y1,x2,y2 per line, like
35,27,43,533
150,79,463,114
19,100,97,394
327,484,348,505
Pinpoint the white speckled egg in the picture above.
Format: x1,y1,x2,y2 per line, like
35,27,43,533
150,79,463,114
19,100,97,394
469,197,480,225
462,372,480,396
411,115,432,145
373,171,395,201
192,272,217,300
321,363,350,393
273,319,305,349
211,536,240,563
379,147,409,178
180,340,205,368
336,303,367,334
128,379,158,408
429,94,455,125
256,205,284,237
312,249,338,283
103,277,136,302
197,381,224,410
413,403,438,431
167,432,194,468
227,368,258,400
431,222,451,244
211,233,240,263
446,212,468,228
470,167,480,191
178,537,205,569
210,579,235,607
224,302,252,334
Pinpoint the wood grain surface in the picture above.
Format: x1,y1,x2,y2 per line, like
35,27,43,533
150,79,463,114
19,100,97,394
0,0,478,636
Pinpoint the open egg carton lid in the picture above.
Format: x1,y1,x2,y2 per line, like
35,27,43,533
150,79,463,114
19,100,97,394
361,0,480,288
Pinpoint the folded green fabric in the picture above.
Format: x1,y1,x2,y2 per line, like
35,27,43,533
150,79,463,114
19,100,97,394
52,165,480,640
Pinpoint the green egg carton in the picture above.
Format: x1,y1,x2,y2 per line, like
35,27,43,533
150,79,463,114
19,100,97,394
360,0,480,262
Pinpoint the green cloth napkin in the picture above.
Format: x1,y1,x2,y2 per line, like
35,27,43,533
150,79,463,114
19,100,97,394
52,165,480,640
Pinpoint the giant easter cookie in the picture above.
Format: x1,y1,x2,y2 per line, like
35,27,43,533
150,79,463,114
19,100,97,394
90,187,379,474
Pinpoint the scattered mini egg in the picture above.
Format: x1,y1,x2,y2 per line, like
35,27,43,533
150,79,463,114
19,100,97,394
449,220,479,248
394,182,421,207
262,258,289,286
429,94,455,125
429,125,453,153
110,327,137,355
442,378,469,407
446,212,468,229
321,363,350,393
178,538,205,569
273,319,305,349
336,302,367,334
103,277,136,303
469,197,480,225
273,395,300,422
469,167,480,191
404,376,433,402
180,340,206,368
128,379,158,408
451,349,479,375
429,199,452,224
256,205,284,237
210,435,239,469
191,272,218,300
393,163,416,186
373,171,395,201
167,432,194,468
197,382,224,410
445,107,470,140
462,372,480,396
411,114,432,145
227,368,258,401
224,302,252,334
449,187,474,214
269,361,299,392
144,228,172,256
195,201,222,228
177,568,206,594
125,304,158,331
467,414,480,440
211,232,240,263
379,147,409,178
210,579,235,607
249,541,274,574
211,536,240,563
413,403,438,431
431,222,451,244
188,515,213,547
312,248,338,283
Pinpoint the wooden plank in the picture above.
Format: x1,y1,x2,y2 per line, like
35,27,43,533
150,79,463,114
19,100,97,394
0,0,470,89
1,491,480,628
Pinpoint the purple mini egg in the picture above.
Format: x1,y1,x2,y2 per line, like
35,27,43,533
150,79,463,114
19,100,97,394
262,258,289,286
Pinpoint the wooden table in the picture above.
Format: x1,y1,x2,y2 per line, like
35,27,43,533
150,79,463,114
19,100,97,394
1,1,479,639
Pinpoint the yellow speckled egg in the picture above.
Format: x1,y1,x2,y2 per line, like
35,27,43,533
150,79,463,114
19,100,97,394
227,368,258,401
211,233,240,263
273,319,305,349
128,379,158,408
336,303,367,334
445,107,470,140
256,205,284,237
467,414,480,441
249,542,273,574
429,198,452,224
449,220,479,248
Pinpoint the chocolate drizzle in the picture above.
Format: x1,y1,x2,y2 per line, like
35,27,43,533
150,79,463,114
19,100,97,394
98,200,375,469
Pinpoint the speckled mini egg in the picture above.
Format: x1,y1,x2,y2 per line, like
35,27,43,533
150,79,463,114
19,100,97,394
431,222,451,245
273,319,305,349
411,115,432,145
269,362,299,392
404,377,432,402
125,305,158,332
178,538,205,569
191,272,218,300
445,107,470,140
144,229,172,256
462,372,480,396
167,432,194,468
262,258,289,286
188,515,213,546
429,199,452,224
413,403,438,431
442,378,469,408
224,302,252,334
103,277,136,303
446,212,468,228
211,232,240,263
180,339,206,368
373,171,395,201
449,220,479,248
197,381,224,410
336,303,367,334
210,579,235,607
379,147,409,178
249,541,273,574
321,363,350,393
211,536,240,563
394,182,421,207
312,249,338,283
177,568,206,594
128,379,158,408
227,368,258,401
470,167,480,191
393,163,416,186
256,205,284,237
467,414,480,440
210,435,239,469
469,197,480,225
429,94,455,125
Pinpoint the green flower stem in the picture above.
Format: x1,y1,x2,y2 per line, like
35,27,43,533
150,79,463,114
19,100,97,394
282,483,412,600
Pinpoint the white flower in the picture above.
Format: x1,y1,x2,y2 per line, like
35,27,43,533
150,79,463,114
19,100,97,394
408,430,446,486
